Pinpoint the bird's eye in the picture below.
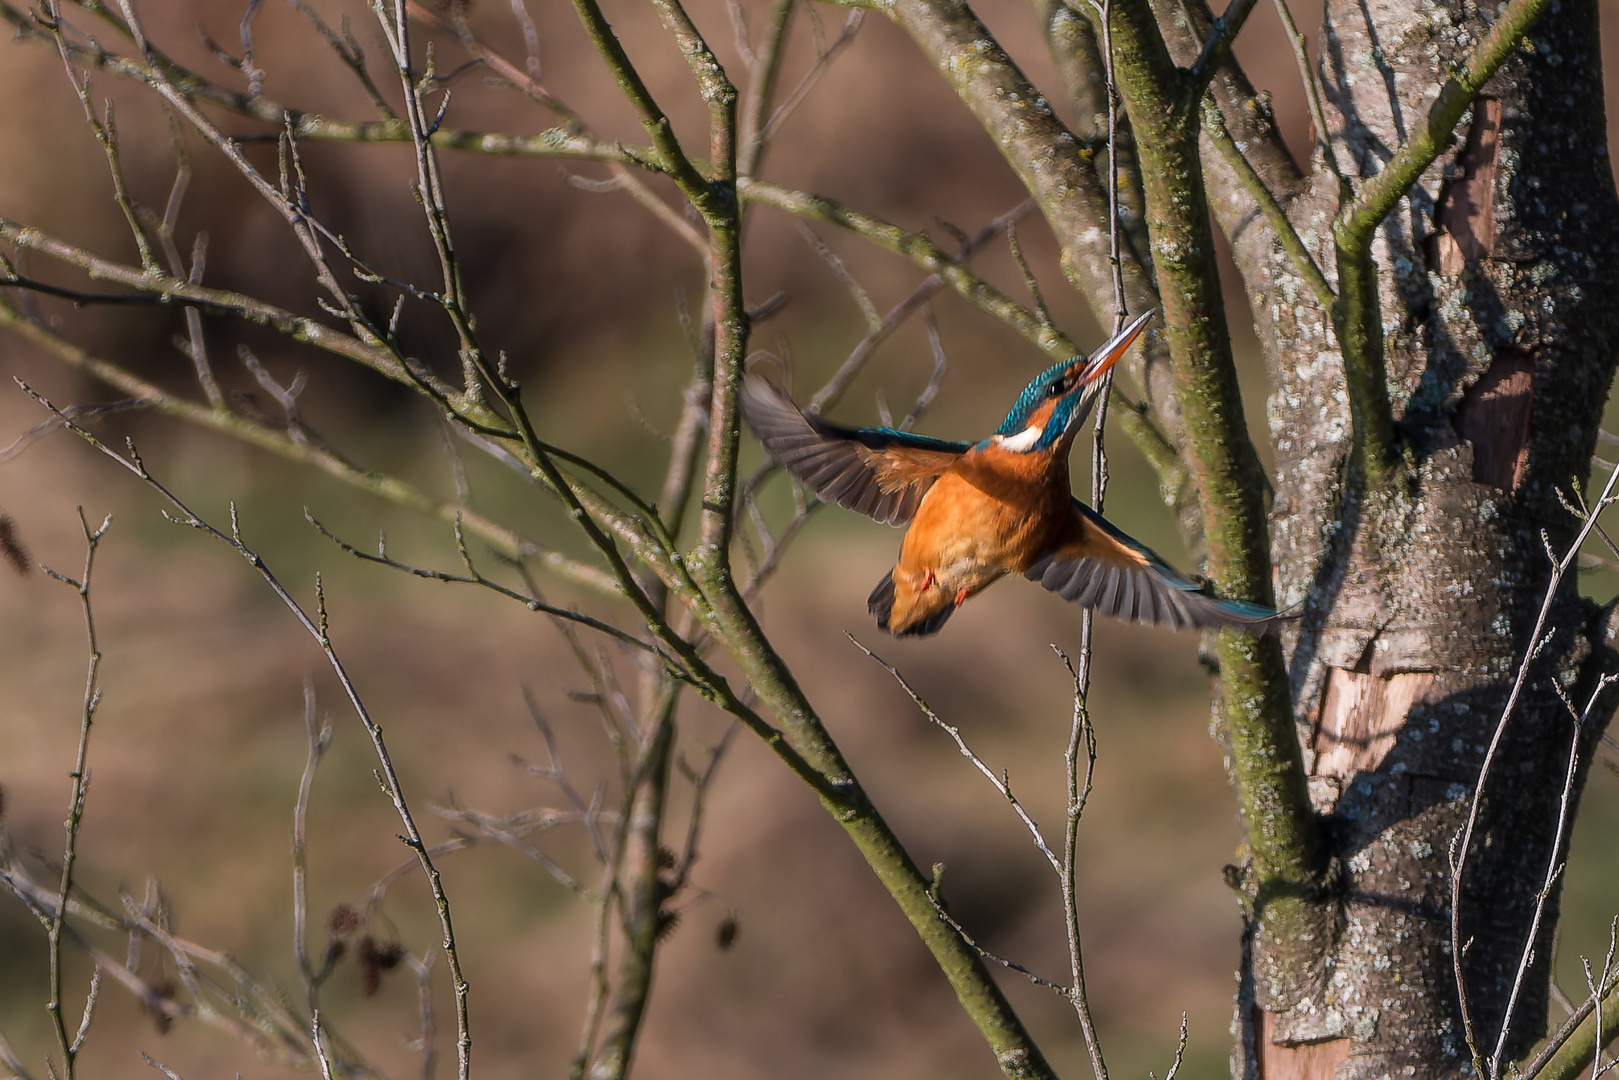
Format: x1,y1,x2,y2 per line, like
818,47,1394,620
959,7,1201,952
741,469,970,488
1047,374,1076,398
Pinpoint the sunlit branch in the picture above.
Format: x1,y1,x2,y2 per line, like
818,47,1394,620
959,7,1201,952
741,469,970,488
1200,99,1335,312
1181,0,1260,108
1271,0,1345,186
1108,0,1322,994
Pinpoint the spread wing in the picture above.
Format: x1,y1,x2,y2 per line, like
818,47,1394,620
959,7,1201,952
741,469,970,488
740,375,970,527
1025,500,1280,631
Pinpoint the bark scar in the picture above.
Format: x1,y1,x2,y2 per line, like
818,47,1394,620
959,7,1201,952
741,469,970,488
1426,97,1502,273
1314,669,1436,778
1456,348,1534,491
1257,1005,1351,1078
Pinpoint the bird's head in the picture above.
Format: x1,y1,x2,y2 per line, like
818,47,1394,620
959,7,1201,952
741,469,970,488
987,309,1155,455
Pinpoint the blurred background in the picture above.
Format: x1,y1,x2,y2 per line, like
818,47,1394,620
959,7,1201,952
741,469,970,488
1,1,1618,1077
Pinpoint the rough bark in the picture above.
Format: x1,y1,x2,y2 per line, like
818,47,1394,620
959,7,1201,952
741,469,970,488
1211,0,1619,1076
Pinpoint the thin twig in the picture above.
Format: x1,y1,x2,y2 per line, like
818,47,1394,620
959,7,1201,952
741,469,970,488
518,688,609,861
737,0,794,176
286,1,398,121
1057,647,1107,1080
760,9,864,144
1585,921,1619,1080
43,0,156,271
853,632,1122,1065
292,679,336,1079
850,636,1061,874
671,721,740,886
0,856,350,1074
1491,672,1618,1078
148,122,222,408
40,507,112,1080
1153,1013,1189,1080
1452,456,1619,1075
25,385,475,1080
0,1025,37,1080
1271,0,1345,186
1005,220,1058,342
433,805,592,895
0,298,606,590
805,198,1034,416
70,964,99,1056
925,891,1071,994
374,1,483,403
305,511,669,661
1062,10,1122,1072
0,399,145,465
903,303,950,431
1095,0,1125,319
137,1053,184,1080
798,222,883,332
406,951,439,1080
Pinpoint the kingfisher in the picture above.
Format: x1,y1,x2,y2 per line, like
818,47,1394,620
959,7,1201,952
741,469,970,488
740,310,1279,637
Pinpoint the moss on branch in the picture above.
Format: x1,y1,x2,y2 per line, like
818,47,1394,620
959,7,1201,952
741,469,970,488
1105,0,1326,996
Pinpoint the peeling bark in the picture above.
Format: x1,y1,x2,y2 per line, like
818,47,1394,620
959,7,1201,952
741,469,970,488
1314,669,1436,777
1455,349,1533,491
1428,98,1503,274
1259,1006,1353,1078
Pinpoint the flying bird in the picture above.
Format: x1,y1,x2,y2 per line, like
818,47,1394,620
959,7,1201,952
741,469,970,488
740,310,1279,637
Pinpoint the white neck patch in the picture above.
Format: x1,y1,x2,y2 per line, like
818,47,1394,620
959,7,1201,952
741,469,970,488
992,425,1043,453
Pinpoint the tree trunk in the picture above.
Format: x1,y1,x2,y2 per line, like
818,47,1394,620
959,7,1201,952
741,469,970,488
1219,0,1619,1075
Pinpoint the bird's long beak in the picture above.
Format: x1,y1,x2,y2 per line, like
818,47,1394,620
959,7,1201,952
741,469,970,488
1082,307,1156,384
1061,308,1156,438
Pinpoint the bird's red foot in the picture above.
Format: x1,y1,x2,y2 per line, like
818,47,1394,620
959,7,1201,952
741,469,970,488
954,587,969,606
921,568,935,591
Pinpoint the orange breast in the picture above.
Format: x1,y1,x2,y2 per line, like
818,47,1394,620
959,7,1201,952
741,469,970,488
899,447,1069,583
877,446,1069,633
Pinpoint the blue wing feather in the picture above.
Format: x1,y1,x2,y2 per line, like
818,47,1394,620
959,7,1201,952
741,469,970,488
845,426,973,455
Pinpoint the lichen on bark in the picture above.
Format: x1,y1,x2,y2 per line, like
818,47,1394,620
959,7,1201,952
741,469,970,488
1214,0,1619,1075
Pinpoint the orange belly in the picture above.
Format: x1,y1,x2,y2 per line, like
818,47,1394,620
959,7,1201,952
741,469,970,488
883,454,1068,632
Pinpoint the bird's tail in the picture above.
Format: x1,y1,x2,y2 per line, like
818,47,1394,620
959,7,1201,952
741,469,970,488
868,571,958,637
